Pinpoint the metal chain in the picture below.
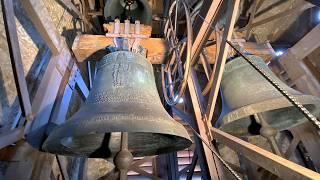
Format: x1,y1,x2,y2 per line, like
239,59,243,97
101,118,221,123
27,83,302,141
187,124,242,180
185,4,320,131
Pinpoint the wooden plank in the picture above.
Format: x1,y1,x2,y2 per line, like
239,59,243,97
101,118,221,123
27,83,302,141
0,128,24,149
72,34,273,64
72,34,168,63
191,0,223,65
1,0,33,120
281,24,320,62
278,24,320,96
211,127,320,180
187,70,222,179
244,0,260,40
21,0,62,55
205,0,240,122
289,123,320,169
243,2,314,30
26,48,71,148
204,34,275,63
58,0,98,33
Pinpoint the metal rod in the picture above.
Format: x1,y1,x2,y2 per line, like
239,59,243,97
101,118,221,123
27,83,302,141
121,132,128,150
87,61,93,90
254,114,283,156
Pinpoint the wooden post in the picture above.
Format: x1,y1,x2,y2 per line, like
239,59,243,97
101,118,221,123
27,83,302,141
204,0,240,124
1,0,33,121
211,127,320,180
21,0,62,55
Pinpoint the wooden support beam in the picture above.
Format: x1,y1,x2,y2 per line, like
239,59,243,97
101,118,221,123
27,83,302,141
56,155,70,180
72,34,274,64
1,0,33,120
239,2,314,31
279,24,320,96
0,128,24,149
26,48,71,148
281,24,320,62
58,0,99,33
72,34,168,63
187,70,223,179
211,127,320,180
21,0,62,55
191,0,223,65
205,0,240,123
244,0,260,40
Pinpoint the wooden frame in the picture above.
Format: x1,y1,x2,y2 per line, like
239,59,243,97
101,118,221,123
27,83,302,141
211,127,320,179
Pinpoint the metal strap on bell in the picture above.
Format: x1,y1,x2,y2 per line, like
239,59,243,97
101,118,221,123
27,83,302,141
219,55,320,136
43,51,192,158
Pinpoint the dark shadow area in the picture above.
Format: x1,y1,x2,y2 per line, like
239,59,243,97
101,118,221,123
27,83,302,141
90,133,112,158
271,7,319,48
248,115,261,135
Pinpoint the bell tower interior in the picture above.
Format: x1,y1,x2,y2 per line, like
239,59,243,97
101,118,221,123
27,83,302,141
0,0,320,179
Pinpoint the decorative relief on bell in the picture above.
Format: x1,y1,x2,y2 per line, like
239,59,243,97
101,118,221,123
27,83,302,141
87,89,158,104
42,51,192,158
112,62,130,87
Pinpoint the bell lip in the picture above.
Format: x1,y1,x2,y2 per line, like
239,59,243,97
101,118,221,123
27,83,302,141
43,132,192,158
219,94,320,136
42,109,192,157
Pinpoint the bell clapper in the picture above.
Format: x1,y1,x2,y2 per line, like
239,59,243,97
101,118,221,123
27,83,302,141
254,114,283,156
114,132,133,180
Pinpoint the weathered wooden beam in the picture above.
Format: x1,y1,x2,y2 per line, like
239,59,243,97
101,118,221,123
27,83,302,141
21,0,62,55
187,69,223,179
58,0,99,33
87,0,95,10
211,127,320,180
56,155,70,180
191,0,223,65
281,24,320,62
239,2,314,31
204,0,240,126
72,34,274,64
0,128,24,149
244,0,260,40
2,0,33,122
72,34,168,63
279,24,320,96
26,48,71,147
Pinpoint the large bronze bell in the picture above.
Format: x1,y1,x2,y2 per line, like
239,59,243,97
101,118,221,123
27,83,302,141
219,55,320,136
104,0,152,25
43,51,192,158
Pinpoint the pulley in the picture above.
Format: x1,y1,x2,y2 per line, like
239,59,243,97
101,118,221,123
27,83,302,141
219,55,320,136
43,51,192,158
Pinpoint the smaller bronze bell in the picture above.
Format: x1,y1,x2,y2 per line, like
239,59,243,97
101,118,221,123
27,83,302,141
43,51,192,158
219,55,320,136
104,0,152,25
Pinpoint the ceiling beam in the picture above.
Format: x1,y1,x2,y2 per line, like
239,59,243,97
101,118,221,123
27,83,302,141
281,24,320,62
